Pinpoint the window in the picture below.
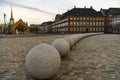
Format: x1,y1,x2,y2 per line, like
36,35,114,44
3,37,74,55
74,17,76,20
89,28,92,32
86,22,89,26
90,22,92,26
96,17,99,20
74,27,76,31
99,22,101,26
74,22,76,26
99,28,101,31
83,22,85,26
102,28,104,31
93,22,95,26
99,18,101,20
70,21,73,26
80,27,82,31
93,28,95,31
96,28,98,31
79,22,82,26
83,17,86,20
77,22,79,26
70,28,73,31
65,28,68,31
82,28,85,31
102,18,105,21
58,24,60,27
87,17,89,20
80,17,82,20
70,17,73,20
64,22,68,26
90,17,92,20
56,25,58,28
77,27,79,31
102,22,104,26
60,24,62,27
93,18,95,20
96,22,99,26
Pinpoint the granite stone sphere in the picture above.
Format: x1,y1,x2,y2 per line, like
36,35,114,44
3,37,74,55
25,43,61,79
71,35,78,43
75,35,80,41
64,36,75,48
52,38,70,57
78,34,86,40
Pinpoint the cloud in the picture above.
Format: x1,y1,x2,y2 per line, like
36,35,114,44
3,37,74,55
0,0,8,5
0,0,55,16
12,3,55,16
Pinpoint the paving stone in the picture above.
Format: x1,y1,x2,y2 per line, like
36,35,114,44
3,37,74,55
0,34,120,80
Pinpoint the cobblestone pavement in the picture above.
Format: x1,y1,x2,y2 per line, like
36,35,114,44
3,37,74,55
0,35,65,80
0,34,120,80
50,34,120,80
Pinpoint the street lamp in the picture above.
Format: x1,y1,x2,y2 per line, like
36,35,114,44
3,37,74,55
4,13,7,36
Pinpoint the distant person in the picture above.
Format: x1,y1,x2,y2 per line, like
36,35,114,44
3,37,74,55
62,32,64,35
16,29,18,35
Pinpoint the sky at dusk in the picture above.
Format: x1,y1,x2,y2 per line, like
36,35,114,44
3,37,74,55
0,0,120,25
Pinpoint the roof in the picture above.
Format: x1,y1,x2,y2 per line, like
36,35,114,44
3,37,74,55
61,7,104,19
12,19,29,32
101,9,107,14
107,8,120,14
41,21,54,26
101,8,120,15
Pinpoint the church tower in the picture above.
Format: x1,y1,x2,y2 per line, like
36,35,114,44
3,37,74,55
10,4,14,25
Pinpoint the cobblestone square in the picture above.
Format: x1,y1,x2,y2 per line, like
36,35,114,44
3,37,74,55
0,34,120,80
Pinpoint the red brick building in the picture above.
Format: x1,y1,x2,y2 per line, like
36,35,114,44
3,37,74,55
50,6,106,33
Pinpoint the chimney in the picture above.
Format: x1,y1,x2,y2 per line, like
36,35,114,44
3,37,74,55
90,6,93,9
74,5,76,8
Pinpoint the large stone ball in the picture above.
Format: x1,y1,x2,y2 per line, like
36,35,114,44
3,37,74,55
64,36,75,48
25,43,61,79
70,35,78,43
52,38,70,58
74,35,80,42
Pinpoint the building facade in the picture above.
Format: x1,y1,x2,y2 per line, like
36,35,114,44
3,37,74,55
10,19,29,34
50,7,106,33
109,15,120,33
101,8,120,33
39,21,54,33
48,7,120,34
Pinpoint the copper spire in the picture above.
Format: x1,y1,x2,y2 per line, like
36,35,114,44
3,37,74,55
10,3,14,21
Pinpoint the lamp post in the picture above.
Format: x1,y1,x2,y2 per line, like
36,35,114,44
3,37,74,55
85,22,89,33
4,13,7,36
117,24,120,34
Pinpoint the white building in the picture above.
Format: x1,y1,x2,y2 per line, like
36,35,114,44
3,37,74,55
110,15,120,33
